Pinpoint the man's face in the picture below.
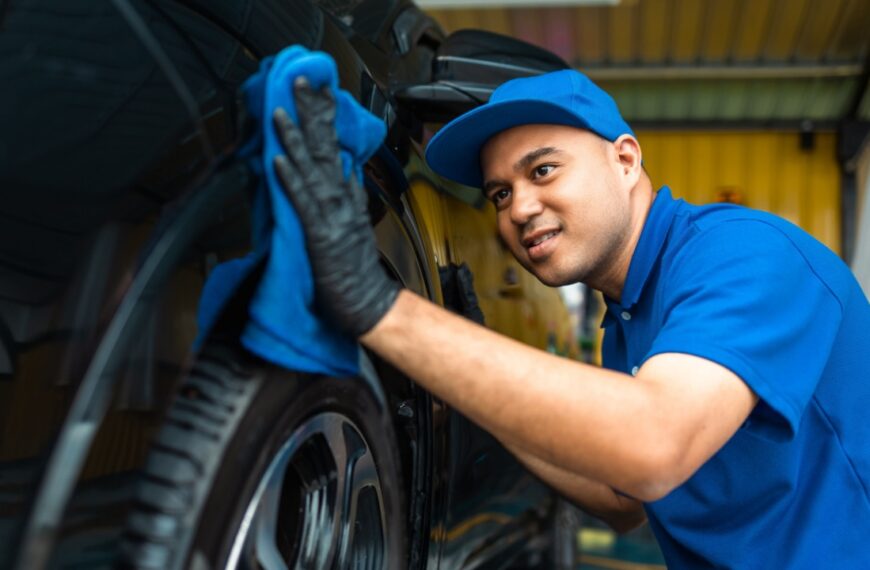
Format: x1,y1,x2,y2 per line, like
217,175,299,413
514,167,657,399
480,124,632,288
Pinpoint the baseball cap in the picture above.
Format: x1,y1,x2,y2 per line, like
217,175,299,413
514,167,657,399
425,69,634,189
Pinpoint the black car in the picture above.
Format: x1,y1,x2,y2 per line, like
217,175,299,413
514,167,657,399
0,1,581,568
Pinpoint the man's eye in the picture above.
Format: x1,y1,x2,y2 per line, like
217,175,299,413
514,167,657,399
491,188,510,205
533,164,555,178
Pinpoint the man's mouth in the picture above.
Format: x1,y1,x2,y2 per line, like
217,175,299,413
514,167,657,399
523,229,561,260
529,231,559,246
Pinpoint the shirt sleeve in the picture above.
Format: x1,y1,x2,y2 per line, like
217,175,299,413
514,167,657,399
646,220,843,442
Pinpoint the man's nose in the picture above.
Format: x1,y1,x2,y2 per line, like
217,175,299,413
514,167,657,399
509,184,544,225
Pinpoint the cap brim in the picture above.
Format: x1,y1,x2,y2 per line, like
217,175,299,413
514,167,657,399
425,99,592,189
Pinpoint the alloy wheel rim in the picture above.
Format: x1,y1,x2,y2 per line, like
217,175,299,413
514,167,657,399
226,412,387,570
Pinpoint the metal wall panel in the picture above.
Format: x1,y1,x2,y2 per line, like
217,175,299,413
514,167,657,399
426,0,870,65
637,130,842,253
425,0,870,121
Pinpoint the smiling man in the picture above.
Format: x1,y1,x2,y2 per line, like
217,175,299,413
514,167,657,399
273,70,870,569
479,125,640,295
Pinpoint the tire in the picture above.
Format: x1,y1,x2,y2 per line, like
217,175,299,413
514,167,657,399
118,341,407,570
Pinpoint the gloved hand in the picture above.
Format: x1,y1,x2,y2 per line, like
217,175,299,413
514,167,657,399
272,78,400,337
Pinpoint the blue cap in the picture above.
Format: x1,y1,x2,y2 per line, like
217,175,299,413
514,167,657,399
425,69,634,189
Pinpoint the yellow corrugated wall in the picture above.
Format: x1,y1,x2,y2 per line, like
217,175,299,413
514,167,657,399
637,131,842,253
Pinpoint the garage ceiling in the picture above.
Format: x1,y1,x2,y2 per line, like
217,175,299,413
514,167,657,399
424,0,870,126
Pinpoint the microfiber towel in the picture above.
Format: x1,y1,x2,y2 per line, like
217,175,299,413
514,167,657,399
196,45,386,376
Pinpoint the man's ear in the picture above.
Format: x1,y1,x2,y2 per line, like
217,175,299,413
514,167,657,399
614,134,642,184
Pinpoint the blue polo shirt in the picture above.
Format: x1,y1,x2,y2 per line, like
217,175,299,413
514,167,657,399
601,187,870,569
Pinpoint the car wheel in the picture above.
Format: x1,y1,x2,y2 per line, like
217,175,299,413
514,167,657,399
118,341,407,570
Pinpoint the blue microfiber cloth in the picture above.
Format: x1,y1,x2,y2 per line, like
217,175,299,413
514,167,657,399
196,46,386,376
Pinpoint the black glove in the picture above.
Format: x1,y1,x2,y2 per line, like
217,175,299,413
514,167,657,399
272,78,399,337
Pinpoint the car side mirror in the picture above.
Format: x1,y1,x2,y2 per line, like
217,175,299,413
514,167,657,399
392,29,569,123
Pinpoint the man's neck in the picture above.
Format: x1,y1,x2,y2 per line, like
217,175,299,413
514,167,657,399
594,182,656,303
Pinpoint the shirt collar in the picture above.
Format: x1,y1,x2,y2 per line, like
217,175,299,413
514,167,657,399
601,187,680,325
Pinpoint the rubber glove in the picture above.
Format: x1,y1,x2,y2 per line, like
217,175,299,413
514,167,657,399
272,79,400,337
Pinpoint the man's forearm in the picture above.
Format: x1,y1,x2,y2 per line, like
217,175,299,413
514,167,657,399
501,441,646,533
361,290,672,499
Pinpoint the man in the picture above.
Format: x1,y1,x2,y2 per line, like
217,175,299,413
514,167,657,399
273,70,870,568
